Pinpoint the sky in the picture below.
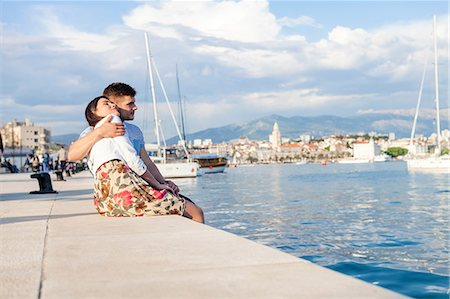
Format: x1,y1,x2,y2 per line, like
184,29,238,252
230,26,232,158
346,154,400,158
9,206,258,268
1,0,449,142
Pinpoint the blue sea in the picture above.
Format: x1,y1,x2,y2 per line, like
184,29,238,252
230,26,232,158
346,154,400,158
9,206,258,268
175,161,449,298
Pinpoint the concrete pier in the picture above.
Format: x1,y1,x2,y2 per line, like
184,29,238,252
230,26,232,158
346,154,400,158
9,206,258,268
1,171,405,298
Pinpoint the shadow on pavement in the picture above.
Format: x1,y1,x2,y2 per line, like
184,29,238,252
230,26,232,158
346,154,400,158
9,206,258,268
0,189,93,202
0,212,98,225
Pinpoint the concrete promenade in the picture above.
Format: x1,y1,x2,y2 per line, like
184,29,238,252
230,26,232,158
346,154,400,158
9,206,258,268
1,170,405,298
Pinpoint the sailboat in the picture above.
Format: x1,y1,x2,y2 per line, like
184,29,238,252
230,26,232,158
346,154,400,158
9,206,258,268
406,15,450,172
174,65,228,174
176,64,188,147
143,32,199,178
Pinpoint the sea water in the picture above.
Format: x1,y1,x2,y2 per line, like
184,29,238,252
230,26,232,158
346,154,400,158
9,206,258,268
175,161,449,298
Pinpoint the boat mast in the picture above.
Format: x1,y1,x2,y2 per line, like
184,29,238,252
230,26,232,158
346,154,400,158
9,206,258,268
176,64,187,143
433,15,441,153
144,32,161,156
151,57,192,161
409,57,428,151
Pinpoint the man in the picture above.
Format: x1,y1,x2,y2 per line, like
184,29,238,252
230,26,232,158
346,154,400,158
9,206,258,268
68,82,204,222
42,152,50,172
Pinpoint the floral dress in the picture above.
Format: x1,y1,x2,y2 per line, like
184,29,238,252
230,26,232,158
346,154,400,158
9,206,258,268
94,160,185,217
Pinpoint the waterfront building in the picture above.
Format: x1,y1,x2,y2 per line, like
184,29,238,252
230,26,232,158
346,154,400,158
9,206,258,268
189,139,213,149
203,139,213,147
177,140,187,147
299,134,311,143
353,138,381,160
0,119,51,151
281,143,302,154
441,129,449,141
207,142,229,157
193,139,202,147
255,148,273,163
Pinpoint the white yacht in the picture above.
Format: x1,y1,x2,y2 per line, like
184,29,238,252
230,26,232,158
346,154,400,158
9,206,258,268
406,16,450,172
407,155,450,171
144,33,199,178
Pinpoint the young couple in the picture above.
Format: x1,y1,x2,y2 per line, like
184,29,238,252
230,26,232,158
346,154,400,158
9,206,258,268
68,83,204,223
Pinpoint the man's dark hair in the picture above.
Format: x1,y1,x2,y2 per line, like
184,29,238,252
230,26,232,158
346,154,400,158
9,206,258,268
103,82,136,98
85,96,110,126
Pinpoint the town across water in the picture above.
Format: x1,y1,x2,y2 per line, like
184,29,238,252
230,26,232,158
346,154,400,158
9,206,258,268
175,161,450,298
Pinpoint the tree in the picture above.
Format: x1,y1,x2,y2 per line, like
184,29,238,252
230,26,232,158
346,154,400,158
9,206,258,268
246,156,258,164
384,147,408,158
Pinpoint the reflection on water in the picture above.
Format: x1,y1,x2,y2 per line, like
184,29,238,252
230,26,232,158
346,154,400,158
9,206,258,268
175,162,449,298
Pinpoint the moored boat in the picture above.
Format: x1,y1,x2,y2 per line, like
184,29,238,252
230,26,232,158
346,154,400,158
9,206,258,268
151,156,199,178
406,16,449,172
145,144,199,178
406,155,450,171
192,154,227,174
144,33,199,178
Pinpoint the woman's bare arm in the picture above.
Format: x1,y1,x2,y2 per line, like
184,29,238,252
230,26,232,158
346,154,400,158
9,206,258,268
139,148,166,183
68,115,125,161
139,148,180,194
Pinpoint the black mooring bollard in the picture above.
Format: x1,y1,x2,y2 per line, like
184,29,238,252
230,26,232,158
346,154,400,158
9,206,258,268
54,171,65,181
30,173,58,194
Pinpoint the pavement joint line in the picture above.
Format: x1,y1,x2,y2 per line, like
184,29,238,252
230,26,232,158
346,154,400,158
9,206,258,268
37,196,57,299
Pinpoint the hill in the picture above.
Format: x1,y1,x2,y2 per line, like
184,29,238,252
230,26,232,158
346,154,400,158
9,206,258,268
51,133,79,146
167,110,449,144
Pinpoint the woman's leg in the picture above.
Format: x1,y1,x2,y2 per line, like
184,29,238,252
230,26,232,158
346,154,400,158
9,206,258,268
183,201,204,223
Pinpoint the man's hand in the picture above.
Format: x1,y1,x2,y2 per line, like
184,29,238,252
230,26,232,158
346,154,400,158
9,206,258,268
165,180,180,195
96,115,125,138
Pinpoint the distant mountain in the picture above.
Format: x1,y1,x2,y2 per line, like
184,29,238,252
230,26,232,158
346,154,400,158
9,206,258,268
167,111,449,144
51,134,79,146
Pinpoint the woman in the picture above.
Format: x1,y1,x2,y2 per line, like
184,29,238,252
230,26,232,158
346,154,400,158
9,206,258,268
31,155,40,172
85,96,203,222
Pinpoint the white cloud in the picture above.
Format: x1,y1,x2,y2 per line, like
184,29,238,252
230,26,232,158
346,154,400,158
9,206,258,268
0,97,15,106
0,97,87,135
1,1,448,139
35,6,117,53
200,65,214,76
358,108,450,120
62,76,83,87
194,45,303,78
122,2,448,83
239,88,372,110
123,1,280,43
309,17,448,80
278,16,322,28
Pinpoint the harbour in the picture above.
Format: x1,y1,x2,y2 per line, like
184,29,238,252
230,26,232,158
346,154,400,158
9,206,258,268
0,170,404,298
174,161,450,298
